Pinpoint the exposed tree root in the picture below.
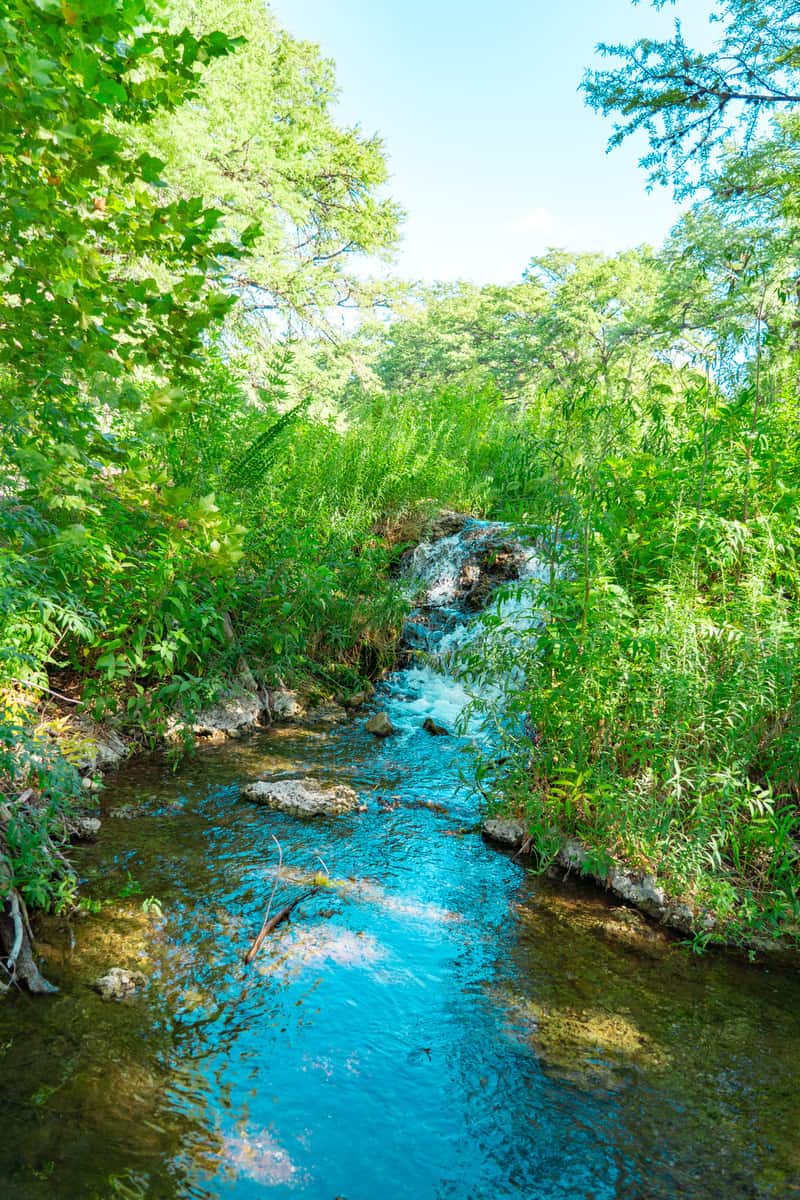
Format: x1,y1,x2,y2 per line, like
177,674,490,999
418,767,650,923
0,888,58,994
0,813,58,995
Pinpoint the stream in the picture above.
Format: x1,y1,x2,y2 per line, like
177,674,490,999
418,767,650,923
1,523,799,1199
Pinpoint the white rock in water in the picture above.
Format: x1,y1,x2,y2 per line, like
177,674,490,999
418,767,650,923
242,777,358,817
92,967,147,1001
365,711,395,737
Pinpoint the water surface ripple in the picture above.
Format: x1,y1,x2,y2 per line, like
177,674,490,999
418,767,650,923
1,530,798,1198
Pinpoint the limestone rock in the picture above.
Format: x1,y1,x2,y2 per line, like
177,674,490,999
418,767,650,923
482,817,527,847
92,967,147,1001
192,688,263,738
365,711,395,737
65,815,101,842
270,689,306,722
425,510,472,540
75,723,129,774
242,777,359,817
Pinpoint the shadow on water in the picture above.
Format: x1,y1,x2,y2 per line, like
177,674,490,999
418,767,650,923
2,525,799,1198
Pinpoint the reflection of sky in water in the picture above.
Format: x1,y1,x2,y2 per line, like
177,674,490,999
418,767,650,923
1,527,798,1200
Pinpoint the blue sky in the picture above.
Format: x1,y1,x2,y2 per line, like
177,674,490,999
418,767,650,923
271,0,716,284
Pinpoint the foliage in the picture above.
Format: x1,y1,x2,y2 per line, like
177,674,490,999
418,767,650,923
0,707,83,913
145,0,402,329
583,0,800,194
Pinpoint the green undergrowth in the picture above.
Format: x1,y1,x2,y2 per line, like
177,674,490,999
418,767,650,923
0,706,84,918
467,510,800,949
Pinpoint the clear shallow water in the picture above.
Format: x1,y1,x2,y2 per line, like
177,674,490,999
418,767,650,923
2,724,799,1200
2,527,799,1199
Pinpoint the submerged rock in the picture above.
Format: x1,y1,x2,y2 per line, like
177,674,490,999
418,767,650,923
108,804,139,820
242,777,358,817
365,711,395,737
422,717,450,736
305,702,348,726
92,967,147,1002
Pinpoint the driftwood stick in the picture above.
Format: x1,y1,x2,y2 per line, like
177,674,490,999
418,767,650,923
243,887,319,965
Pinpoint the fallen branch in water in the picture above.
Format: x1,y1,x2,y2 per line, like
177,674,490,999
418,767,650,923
243,887,320,965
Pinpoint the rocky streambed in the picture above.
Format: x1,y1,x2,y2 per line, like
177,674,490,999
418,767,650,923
1,516,799,1199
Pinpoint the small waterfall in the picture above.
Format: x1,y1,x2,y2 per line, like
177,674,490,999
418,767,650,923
379,519,549,739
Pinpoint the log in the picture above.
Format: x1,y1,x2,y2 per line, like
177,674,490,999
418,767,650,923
243,887,319,965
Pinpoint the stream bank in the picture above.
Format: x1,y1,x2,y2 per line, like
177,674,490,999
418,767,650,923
4,513,797,1003
1,520,799,1197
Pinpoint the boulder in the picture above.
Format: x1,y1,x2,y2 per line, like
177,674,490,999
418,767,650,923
422,717,450,737
365,711,395,737
426,510,472,540
242,777,359,817
482,817,527,847
92,967,147,1002
192,687,263,739
459,540,531,610
270,689,306,722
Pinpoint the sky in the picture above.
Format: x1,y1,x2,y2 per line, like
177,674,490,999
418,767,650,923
270,0,716,285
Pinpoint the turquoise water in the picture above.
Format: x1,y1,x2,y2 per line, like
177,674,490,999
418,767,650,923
2,525,799,1199
1,718,799,1200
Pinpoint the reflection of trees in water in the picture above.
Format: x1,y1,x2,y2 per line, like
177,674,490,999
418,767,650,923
487,871,800,1199
0,959,224,1200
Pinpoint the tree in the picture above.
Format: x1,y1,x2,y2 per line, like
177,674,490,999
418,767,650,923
0,0,248,510
142,0,403,334
583,0,800,194
0,0,252,989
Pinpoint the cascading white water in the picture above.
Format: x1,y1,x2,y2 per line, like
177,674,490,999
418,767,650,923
379,520,550,739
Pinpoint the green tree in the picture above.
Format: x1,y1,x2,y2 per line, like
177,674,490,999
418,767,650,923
143,0,403,332
583,0,800,193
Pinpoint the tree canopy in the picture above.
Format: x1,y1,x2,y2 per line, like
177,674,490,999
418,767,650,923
583,0,800,194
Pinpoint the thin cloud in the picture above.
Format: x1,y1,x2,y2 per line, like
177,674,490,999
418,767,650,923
507,207,579,245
